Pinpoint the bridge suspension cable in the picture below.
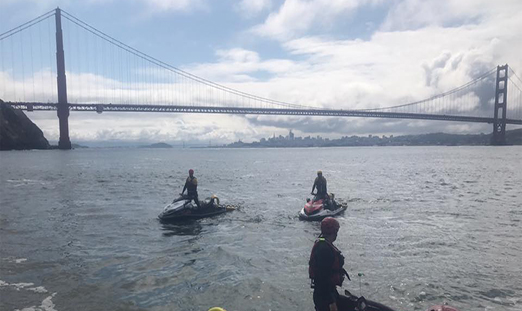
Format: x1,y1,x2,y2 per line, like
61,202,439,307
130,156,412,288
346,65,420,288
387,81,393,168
0,10,58,103
60,10,316,110
0,10,55,41
507,67,522,121
364,68,497,111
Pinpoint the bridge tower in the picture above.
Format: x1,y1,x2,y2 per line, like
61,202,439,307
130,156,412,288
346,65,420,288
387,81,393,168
55,8,71,150
491,64,508,145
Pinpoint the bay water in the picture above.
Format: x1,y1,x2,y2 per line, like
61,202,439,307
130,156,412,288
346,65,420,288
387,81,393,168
1,146,521,311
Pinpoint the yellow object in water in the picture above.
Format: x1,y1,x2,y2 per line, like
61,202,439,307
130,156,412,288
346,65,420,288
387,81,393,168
208,308,226,311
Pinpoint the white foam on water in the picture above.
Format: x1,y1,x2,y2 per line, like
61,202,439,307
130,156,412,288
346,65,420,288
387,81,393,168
6,179,41,183
41,293,58,311
1,257,28,264
1,280,49,293
6,179,48,188
12,282,35,290
15,293,58,311
27,286,48,293
1,279,55,309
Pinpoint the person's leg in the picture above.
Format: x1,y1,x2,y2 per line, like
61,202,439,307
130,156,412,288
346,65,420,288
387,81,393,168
313,290,334,311
325,194,333,210
320,193,331,210
194,195,201,208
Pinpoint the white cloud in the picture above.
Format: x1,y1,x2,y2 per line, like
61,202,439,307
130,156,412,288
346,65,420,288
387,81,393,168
28,111,260,143
185,48,306,82
381,0,522,31
136,0,207,12
236,0,272,17
217,48,260,63
251,0,382,40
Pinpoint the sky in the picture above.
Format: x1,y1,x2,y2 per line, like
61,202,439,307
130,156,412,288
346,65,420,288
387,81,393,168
1,0,522,145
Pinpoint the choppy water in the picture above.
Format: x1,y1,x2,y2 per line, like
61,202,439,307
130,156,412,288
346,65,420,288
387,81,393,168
0,146,521,311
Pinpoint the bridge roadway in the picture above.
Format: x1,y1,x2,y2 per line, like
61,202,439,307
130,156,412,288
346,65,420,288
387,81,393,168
6,102,522,125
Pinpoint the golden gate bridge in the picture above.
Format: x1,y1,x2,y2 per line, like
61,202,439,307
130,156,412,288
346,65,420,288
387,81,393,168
1,8,521,149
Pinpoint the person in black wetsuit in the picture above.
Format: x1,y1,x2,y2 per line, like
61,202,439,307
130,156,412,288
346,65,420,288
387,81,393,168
311,170,328,200
181,169,200,208
309,217,350,311
312,170,334,209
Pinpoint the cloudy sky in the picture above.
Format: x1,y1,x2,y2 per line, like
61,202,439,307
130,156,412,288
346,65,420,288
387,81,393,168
1,0,521,145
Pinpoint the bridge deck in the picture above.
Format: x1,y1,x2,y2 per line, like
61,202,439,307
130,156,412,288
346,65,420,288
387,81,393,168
5,102,522,125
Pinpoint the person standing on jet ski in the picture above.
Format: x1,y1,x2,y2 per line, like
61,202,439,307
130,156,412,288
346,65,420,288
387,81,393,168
312,170,332,209
309,217,350,311
312,170,328,198
181,169,201,208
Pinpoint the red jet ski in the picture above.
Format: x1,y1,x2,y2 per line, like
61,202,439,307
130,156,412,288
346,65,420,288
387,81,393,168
298,194,347,221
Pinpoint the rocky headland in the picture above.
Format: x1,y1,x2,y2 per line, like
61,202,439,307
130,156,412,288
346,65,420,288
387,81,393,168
0,100,50,150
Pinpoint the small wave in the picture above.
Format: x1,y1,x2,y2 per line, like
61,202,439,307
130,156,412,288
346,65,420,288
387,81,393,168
247,215,264,223
10,282,35,289
6,179,48,187
27,286,48,293
6,179,41,183
19,293,58,311
477,288,519,307
479,288,516,299
368,198,392,204
439,179,450,186
1,257,28,264
0,280,53,305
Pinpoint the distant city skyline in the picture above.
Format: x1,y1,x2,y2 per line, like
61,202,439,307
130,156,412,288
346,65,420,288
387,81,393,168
224,128,522,148
1,0,522,143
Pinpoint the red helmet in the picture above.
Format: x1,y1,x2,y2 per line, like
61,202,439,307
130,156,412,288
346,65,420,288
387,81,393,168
321,217,340,235
189,169,194,174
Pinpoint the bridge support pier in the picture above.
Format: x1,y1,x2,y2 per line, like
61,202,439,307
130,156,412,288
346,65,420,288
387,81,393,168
491,64,508,145
55,8,71,150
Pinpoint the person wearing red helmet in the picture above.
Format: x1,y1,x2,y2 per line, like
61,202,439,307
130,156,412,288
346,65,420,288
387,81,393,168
181,169,200,208
309,217,349,311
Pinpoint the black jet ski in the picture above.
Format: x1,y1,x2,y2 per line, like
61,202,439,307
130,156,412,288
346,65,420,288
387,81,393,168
337,289,396,311
299,193,347,221
158,195,234,221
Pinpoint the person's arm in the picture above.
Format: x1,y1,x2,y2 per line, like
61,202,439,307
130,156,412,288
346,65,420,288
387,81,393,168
181,179,187,194
312,178,317,194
